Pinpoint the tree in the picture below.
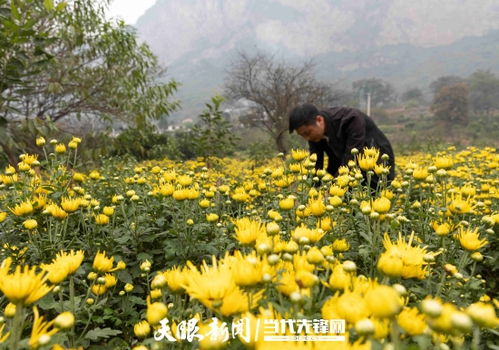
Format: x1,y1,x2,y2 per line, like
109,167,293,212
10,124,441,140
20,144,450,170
429,75,464,94
430,82,469,124
1,0,178,163
467,70,499,116
0,0,60,113
189,95,239,159
352,78,396,107
224,51,333,153
400,88,425,104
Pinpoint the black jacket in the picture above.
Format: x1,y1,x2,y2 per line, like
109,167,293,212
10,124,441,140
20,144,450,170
309,107,395,182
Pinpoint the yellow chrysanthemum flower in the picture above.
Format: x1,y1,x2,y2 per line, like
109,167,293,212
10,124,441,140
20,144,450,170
23,219,38,230
9,200,34,216
44,203,68,219
20,154,39,166
92,251,120,273
95,214,110,225
306,195,326,216
365,285,403,318
181,256,239,311
397,307,427,335
60,197,81,213
134,320,151,338
0,259,53,305
357,147,380,171
434,156,453,169
291,225,325,243
290,149,309,161
29,306,59,349
41,250,84,284
455,227,488,251
413,167,429,180
229,251,264,286
233,217,266,245
432,221,452,236
379,231,437,279
279,197,295,210
447,193,474,215
163,266,187,293
36,136,46,146
372,196,391,214
54,143,66,153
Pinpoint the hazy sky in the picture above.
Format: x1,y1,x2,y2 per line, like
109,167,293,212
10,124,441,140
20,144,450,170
107,0,156,24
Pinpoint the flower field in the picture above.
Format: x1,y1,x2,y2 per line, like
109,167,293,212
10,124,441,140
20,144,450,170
0,138,498,350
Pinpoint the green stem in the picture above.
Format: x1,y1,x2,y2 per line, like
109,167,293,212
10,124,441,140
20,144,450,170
470,261,477,278
10,303,24,350
69,276,76,347
471,326,480,350
59,288,64,312
435,271,446,297
390,318,401,350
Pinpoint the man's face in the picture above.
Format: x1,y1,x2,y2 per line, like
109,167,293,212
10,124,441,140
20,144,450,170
295,115,325,142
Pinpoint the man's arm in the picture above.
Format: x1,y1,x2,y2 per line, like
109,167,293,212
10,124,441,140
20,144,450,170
326,152,341,176
309,141,324,170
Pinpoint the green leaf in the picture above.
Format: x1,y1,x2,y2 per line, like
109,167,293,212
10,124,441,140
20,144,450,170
137,252,153,262
127,295,146,306
117,269,133,284
56,1,68,11
43,0,54,11
84,327,122,341
10,2,21,20
37,294,57,310
113,234,131,244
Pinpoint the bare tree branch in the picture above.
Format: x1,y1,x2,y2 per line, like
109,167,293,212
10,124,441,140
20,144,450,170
224,51,333,152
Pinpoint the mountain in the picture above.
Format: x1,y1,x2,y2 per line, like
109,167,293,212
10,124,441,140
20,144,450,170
135,0,499,121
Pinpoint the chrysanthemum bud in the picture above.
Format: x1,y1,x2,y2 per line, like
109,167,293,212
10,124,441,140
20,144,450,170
54,312,75,329
36,137,46,146
134,320,151,338
5,303,16,318
392,284,407,296
421,299,442,317
140,260,152,272
470,252,483,262
451,312,473,333
298,237,310,245
124,283,134,292
355,318,375,335
290,291,302,304
262,273,272,283
151,274,167,289
257,243,271,255
282,253,293,261
326,255,336,263
266,222,280,235
267,254,280,265
423,254,435,263
342,260,357,273
38,334,51,345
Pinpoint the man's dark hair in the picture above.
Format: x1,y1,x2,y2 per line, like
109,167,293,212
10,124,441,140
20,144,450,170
288,103,319,133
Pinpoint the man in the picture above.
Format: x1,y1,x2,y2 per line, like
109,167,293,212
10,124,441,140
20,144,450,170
288,103,395,187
